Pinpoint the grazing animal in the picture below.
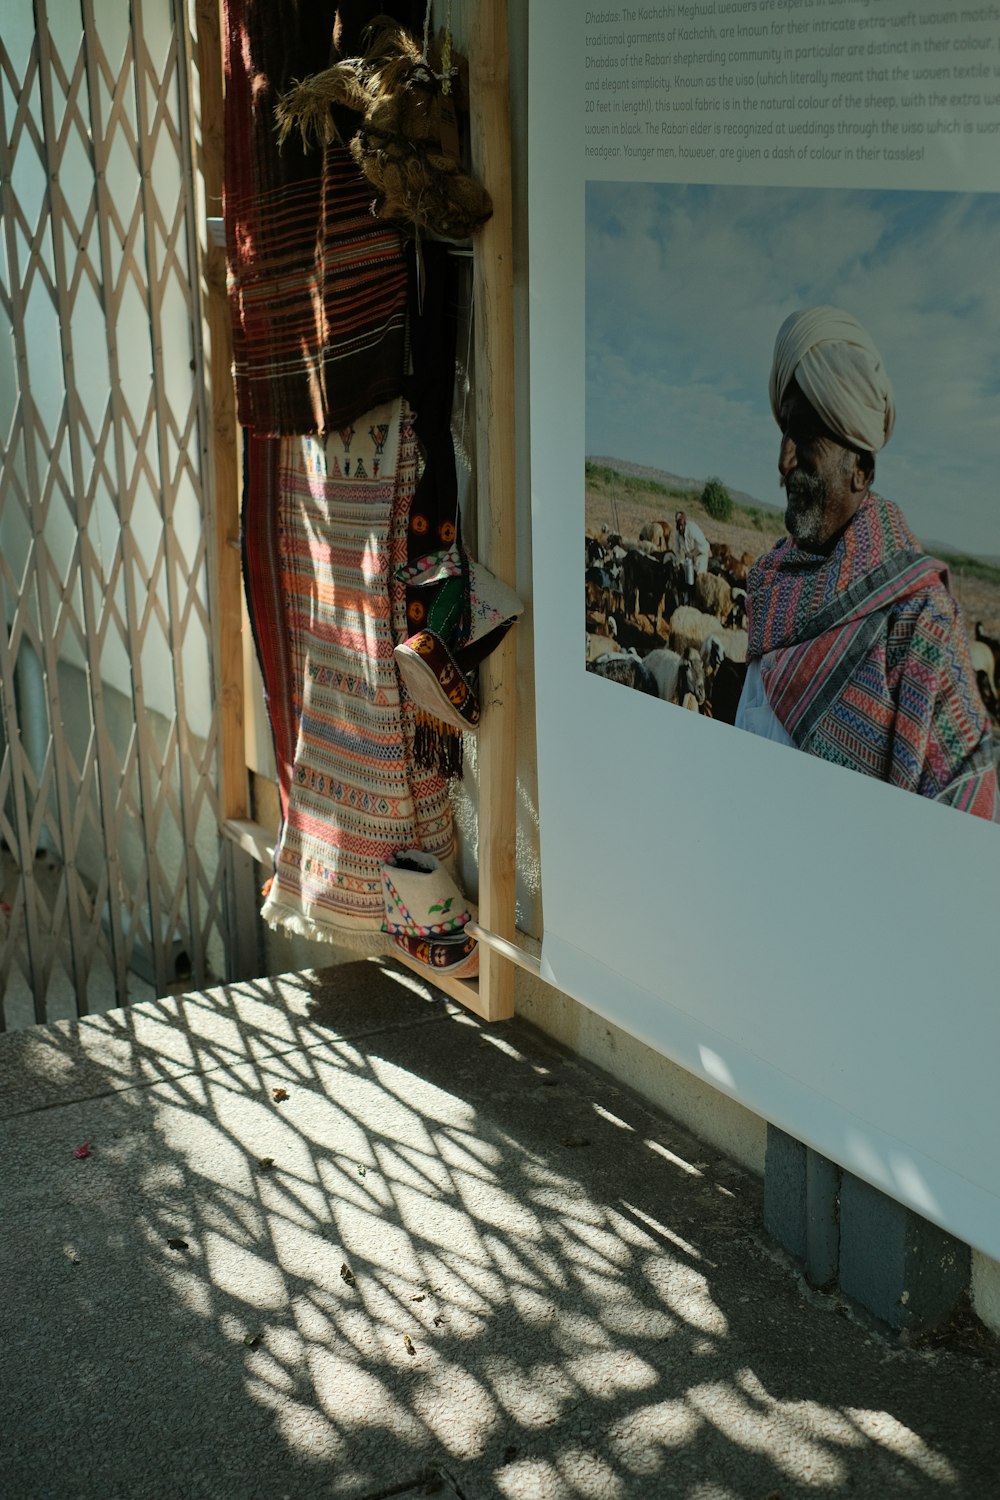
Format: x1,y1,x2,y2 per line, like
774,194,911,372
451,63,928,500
976,669,999,721
586,534,608,567
668,605,728,655
701,635,726,672
668,606,746,660
970,639,995,688
588,651,658,696
643,645,707,706
639,519,670,551
585,632,621,663
585,563,623,619
711,657,749,725
694,571,733,624
974,622,1000,693
719,627,748,662
970,633,999,721
710,542,752,588
623,548,675,625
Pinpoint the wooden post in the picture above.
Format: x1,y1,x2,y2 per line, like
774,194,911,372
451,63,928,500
468,0,518,1022
193,0,247,825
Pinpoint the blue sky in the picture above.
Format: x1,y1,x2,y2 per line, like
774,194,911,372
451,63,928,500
585,183,1000,558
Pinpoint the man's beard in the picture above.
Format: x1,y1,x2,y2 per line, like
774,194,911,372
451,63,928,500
783,469,832,549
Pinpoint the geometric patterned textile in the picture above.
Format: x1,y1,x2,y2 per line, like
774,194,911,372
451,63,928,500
748,492,1000,821
252,400,454,947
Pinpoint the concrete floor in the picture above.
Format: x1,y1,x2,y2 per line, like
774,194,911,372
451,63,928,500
2,961,998,1500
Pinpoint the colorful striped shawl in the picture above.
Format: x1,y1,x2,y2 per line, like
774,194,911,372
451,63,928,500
746,493,1000,820
223,0,408,434
245,403,454,948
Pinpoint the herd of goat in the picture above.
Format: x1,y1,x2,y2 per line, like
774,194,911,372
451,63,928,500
585,522,1000,729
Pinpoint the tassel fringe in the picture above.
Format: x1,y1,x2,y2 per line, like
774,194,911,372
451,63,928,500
413,710,464,778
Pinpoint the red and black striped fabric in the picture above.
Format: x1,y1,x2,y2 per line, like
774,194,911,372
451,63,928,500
223,0,408,434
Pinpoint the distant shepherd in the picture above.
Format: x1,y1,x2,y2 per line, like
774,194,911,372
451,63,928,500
670,510,709,604
736,306,999,821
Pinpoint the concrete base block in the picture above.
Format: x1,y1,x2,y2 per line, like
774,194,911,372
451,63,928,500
764,1125,840,1287
765,1127,970,1333
764,1125,807,1261
805,1147,841,1289
839,1172,970,1334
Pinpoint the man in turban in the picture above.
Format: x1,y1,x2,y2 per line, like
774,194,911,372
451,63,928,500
736,306,999,821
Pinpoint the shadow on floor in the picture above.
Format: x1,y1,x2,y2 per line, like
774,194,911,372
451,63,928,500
1,960,997,1499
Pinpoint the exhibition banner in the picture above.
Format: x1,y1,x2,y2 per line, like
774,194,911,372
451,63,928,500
530,0,1000,1254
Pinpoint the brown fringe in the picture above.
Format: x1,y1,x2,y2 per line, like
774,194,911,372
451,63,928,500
274,19,492,239
275,22,423,152
413,710,464,779
274,65,369,149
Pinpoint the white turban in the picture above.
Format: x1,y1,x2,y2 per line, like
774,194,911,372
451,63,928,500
769,306,896,453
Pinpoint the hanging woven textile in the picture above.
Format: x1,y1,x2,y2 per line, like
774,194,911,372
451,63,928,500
244,403,454,948
225,1,490,952
223,0,413,433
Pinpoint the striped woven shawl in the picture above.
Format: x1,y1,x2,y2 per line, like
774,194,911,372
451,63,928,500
223,0,408,434
746,493,999,820
244,403,454,947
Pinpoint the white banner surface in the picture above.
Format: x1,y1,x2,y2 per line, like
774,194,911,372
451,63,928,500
530,0,1000,1256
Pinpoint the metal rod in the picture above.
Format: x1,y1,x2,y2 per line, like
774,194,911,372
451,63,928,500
82,0,167,995
39,0,135,1011
466,921,541,978
15,2,94,1008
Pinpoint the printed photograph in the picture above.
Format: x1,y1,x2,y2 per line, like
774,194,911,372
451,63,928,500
585,182,1000,821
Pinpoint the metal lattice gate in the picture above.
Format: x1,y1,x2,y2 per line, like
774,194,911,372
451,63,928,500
0,0,231,1026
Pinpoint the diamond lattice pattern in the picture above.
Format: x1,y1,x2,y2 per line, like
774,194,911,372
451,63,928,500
0,0,227,1025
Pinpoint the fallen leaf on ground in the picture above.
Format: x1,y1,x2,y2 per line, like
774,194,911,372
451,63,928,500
411,1294,426,1302
166,1237,189,1251
243,1333,261,1348
403,1335,416,1356
271,1087,289,1102
256,1157,275,1172
73,1144,91,1159
340,1262,356,1286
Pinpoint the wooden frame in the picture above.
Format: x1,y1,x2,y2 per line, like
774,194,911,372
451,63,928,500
198,0,521,1023
194,0,247,831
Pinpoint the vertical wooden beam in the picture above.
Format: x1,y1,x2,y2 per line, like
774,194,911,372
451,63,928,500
193,0,247,824
469,0,517,1022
